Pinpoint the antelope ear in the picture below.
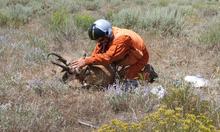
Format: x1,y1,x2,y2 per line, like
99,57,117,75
85,70,90,75
83,50,87,58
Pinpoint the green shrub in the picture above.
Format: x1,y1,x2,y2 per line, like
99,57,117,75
140,6,185,36
6,0,30,6
199,21,220,45
74,14,95,30
140,107,216,132
0,0,9,8
26,0,45,15
0,0,49,27
84,1,99,11
0,4,32,27
98,107,216,132
162,83,220,128
77,0,100,11
162,84,208,115
49,7,77,42
158,0,170,6
112,8,140,29
98,119,141,132
112,6,185,36
107,0,122,6
9,4,32,25
47,0,80,14
193,1,206,9
135,0,145,5
0,11,8,26
151,0,171,7
49,8,69,32
105,10,114,21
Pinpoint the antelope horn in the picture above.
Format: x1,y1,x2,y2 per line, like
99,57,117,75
47,53,68,65
50,60,71,72
48,53,71,73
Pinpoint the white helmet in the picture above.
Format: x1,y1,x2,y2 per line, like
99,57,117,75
88,19,112,40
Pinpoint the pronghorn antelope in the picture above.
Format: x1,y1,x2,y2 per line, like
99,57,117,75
48,53,115,88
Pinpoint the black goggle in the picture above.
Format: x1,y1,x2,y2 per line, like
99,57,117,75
88,24,106,40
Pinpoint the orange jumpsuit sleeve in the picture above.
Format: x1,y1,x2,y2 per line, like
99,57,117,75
85,35,131,65
91,44,101,56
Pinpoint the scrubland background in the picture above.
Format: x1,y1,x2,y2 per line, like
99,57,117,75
0,0,220,131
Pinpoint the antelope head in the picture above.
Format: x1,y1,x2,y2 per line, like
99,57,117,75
48,53,73,82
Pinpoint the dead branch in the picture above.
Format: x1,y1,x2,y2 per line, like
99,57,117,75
77,119,98,129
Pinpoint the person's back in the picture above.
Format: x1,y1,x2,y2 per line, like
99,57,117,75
111,27,149,69
113,27,146,52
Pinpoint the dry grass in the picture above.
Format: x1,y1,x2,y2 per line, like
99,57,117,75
0,0,220,131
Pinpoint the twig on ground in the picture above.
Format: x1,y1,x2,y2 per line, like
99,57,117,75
78,119,98,129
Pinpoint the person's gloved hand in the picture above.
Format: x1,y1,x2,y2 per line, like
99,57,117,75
70,58,86,70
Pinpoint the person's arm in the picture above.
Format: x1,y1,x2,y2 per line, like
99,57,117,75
91,43,101,56
85,35,132,65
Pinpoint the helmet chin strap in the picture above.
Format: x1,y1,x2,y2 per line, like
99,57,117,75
100,42,108,53
100,35,114,53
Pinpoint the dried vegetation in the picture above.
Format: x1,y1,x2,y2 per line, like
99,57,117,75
0,0,220,131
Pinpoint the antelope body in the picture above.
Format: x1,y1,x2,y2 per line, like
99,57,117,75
48,53,114,88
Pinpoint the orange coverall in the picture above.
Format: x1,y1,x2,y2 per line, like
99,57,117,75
84,27,149,79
